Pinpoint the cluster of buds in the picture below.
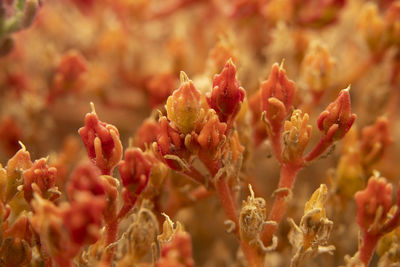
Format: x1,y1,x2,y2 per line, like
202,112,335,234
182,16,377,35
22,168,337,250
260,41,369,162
301,41,335,103
118,147,158,219
23,157,60,204
48,50,88,103
78,103,122,175
0,0,41,56
1,143,32,203
357,1,400,53
31,193,105,266
157,60,245,179
360,116,392,169
305,87,356,162
0,214,32,267
207,59,245,130
353,173,400,265
261,62,295,162
288,184,335,267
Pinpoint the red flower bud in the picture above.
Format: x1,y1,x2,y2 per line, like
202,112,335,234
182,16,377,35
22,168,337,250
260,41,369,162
78,104,122,175
360,117,392,167
31,193,105,263
134,118,161,150
118,148,154,194
118,148,157,218
207,59,245,126
62,193,105,246
67,162,105,201
355,175,392,234
261,63,295,119
23,158,59,203
4,144,32,202
157,116,188,171
197,110,227,160
48,50,88,103
317,87,356,141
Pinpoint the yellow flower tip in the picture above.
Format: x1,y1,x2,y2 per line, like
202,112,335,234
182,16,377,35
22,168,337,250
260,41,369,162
180,71,190,84
18,141,26,151
248,184,255,199
280,58,285,69
90,101,96,114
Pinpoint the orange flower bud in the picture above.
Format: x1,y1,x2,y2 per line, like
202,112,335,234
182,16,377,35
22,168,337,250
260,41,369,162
134,118,161,150
317,87,356,141
197,110,227,160
67,162,105,201
166,72,204,134
118,148,154,196
360,117,392,167
355,174,393,234
156,116,190,171
49,50,88,103
261,63,295,127
23,158,60,203
385,1,400,47
301,41,335,101
207,59,245,126
4,144,32,203
31,193,105,263
78,103,122,175
62,193,105,246
357,3,386,51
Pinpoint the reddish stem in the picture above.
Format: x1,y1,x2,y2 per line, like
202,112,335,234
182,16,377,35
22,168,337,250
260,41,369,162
101,219,119,263
304,135,332,162
268,125,283,164
117,195,138,221
260,164,300,246
201,158,263,267
359,233,380,266
183,166,207,185
215,177,238,227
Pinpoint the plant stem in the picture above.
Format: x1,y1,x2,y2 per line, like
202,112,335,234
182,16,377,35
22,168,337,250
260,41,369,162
260,164,300,246
214,175,264,267
359,233,380,266
304,135,332,162
215,176,238,227
101,219,119,263
268,125,283,164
